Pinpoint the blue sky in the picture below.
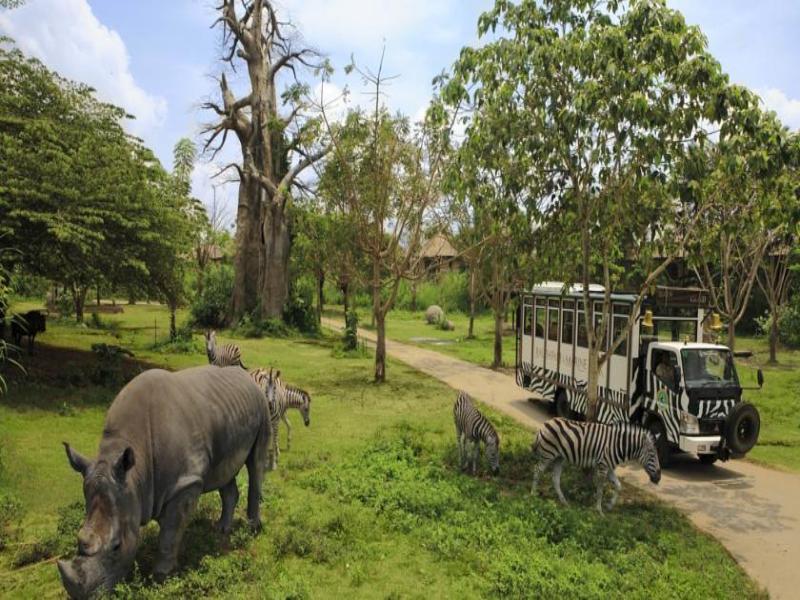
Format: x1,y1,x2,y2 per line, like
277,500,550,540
2,0,799,223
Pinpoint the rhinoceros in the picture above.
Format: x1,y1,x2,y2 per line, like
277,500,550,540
57,365,272,598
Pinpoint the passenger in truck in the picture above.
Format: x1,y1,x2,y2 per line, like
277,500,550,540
655,354,675,388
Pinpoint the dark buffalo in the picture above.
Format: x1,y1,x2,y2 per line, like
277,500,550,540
11,310,46,354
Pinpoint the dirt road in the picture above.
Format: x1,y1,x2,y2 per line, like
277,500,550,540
323,317,800,599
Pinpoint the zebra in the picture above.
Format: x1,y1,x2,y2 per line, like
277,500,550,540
249,368,311,469
453,391,500,476
531,418,661,513
204,330,246,368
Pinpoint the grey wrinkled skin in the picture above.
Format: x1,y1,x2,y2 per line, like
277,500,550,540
58,366,272,598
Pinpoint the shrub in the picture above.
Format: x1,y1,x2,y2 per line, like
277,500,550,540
191,264,234,328
756,298,800,349
90,343,134,387
343,310,359,351
152,324,203,354
283,276,319,334
0,491,22,551
395,271,470,313
234,313,289,338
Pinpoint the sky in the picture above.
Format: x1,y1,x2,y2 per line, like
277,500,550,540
2,0,799,225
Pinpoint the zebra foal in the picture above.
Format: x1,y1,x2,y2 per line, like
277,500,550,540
531,418,661,513
453,391,500,476
205,330,246,368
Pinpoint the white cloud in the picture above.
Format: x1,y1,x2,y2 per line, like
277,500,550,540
0,0,167,138
757,88,800,131
276,0,458,53
191,161,238,230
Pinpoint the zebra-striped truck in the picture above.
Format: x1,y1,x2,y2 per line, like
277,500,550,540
515,283,763,467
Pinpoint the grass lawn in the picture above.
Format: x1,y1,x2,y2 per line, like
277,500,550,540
324,306,517,368
324,304,800,473
0,303,765,598
728,335,800,472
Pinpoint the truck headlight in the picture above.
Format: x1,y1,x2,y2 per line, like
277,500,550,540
679,411,699,435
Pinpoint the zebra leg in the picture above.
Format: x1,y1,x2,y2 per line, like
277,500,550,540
282,413,292,451
531,457,553,496
595,464,609,515
605,469,622,511
456,428,464,470
471,439,480,475
551,458,568,505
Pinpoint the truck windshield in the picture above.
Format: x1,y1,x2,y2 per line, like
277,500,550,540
681,348,739,387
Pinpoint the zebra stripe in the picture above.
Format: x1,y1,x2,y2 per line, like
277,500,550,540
249,368,311,469
205,330,245,368
531,418,661,513
453,391,500,475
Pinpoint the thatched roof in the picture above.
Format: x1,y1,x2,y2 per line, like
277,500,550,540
420,234,458,259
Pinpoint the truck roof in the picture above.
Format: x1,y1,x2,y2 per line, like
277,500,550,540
652,341,729,351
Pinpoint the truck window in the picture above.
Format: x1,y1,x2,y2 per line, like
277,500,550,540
562,309,574,345
535,307,545,338
548,309,559,342
523,304,532,336
612,316,628,356
577,312,587,348
652,349,679,390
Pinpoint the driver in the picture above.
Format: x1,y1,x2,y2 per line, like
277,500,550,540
655,353,675,388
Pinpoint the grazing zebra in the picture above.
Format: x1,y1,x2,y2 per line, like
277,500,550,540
204,330,245,368
249,368,311,469
453,391,500,475
531,418,661,513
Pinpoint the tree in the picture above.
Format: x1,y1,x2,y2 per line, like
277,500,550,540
0,39,197,325
690,112,794,350
291,205,330,324
203,1,330,322
438,0,745,420
320,55,450,382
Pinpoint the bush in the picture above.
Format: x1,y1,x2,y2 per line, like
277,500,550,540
756,297,800,349
90,343,134,387
152,324,203,354
283,276,319,334
191,265,234,329
394,271,470,313
343,310,359,351
233,313,289,338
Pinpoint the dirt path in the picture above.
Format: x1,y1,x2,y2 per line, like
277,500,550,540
323,317,800,599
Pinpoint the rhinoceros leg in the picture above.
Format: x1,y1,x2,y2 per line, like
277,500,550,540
154,483,201,581
217,478,239,534
245,420,271,531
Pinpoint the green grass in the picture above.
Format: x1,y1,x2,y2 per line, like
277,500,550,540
325,306,516,368
0,303,764,598
325,304,800,473
727,335,800,472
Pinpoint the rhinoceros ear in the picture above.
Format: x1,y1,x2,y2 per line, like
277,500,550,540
113,446,135,482
63,442,90,476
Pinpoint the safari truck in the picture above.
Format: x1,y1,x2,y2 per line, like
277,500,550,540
515,283,763,466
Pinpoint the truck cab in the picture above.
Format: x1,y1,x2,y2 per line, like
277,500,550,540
642,341,761,465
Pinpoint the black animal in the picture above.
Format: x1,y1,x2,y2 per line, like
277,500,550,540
11,310,46,354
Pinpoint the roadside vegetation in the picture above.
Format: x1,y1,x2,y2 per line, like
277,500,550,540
0,304,765,598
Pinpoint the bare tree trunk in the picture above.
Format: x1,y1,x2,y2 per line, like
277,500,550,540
342,281,350,316
258,201,291,318
493,304,503,369
769,312,779,364
727,320,736,351
231,176,263,320
375,309,386,382
468,268,476,339
316,271,324,324
586,353,599,422
73,286,87,323
410,279,418,312
96,285,101,306
169,301,177,340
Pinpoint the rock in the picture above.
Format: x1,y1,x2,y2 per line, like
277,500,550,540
425,305,444,324
443,320,455,331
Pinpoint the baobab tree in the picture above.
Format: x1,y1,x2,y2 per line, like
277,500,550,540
203,0,330,321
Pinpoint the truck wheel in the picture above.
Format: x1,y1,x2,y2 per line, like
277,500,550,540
725,402,760,455
647,417,671,468
555,390,572,419
698,454,718,466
